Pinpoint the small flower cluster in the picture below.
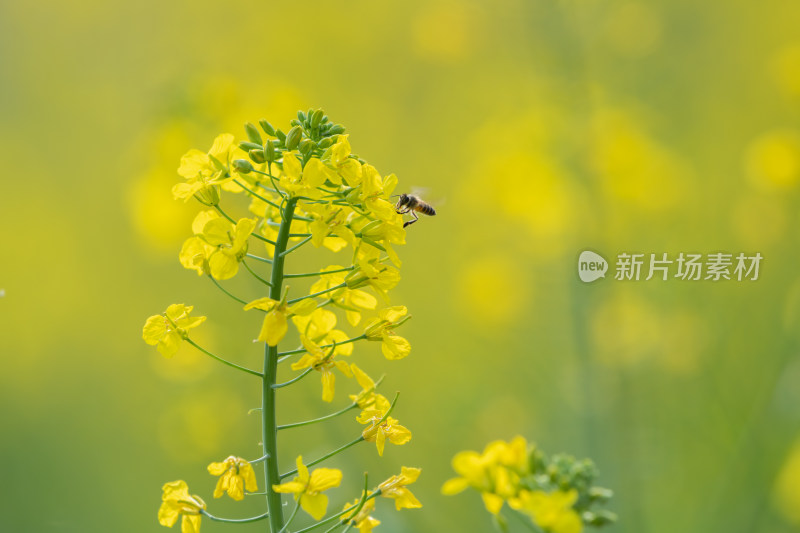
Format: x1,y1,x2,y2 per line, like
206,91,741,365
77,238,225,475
144,110,422,532
442,437,616,533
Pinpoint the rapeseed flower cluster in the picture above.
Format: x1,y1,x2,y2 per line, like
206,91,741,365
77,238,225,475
443,436,617,533
143,110,421,532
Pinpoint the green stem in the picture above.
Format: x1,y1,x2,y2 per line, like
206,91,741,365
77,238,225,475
284,266,355,279
247,253,273,264
287,283,347,305
281,235,313,257
208,275,248,305
277,403,357,430
233,178,283,211
263,196,299,532
200,510,269,523
184,338,262,377
214,204,276,245
293,492,380,533
243,260,272,287
280,436,365,479
272,367,313,389
278,334,366,361
277,501,300,533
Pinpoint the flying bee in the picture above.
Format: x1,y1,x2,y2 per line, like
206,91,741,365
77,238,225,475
394,193,436,228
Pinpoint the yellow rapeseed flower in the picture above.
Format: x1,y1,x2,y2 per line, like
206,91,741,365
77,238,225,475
441,436,529,514
349,364,391,411
364,306,411,360
291,335,353,402
244,296,316,346
358,407,412,456
509,490,583,533
173,133,236,204
142,304,206,357
158,480,206,533
201,217,256,280
207,456,258,501
311,266,378,326
341,497,381,532
273,455,342,520
292,308,354,356
378,467,422,510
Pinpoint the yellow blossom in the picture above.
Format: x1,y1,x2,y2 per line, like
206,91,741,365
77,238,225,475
292,308,353,355
364,306,411,360
279,152,326,198
324,135,363,186
509,490,583,533
311,266,377,326
291,335,353,402
378,467,422,510
441,436,529,514
244,296,316,346
207,456,258,501
358,407,412,456
348,364,391,411
360,164,399,221
179,211,219,276
201,217,257,280
173,133,236,204
158,480,206,533
342,497,381,532
273,456,342,520
143,304,206,357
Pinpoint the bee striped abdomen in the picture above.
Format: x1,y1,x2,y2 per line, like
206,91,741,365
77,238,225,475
416,203,436,216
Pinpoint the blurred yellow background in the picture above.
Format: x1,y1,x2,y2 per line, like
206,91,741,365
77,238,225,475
2,0,800,531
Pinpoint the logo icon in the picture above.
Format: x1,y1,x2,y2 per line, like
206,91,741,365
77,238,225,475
578,251,608,283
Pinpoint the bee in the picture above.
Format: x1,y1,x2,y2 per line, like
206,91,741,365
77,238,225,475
394,193,436,228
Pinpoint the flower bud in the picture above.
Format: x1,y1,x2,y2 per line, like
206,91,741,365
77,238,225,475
582,510,618,526
275,129,286,143
285,126,303,150
248,149,266,164
245,122,262,144
232,159,254,174
328,124,345,135
259,119,275,136
299,139,315,155
318,137,334,148
588,487,613,502
345,186,362,205
344,269,369,289
265,141,277,162
311,109,324,128
239,141,263,152
297,110,306,122
195,185,220,206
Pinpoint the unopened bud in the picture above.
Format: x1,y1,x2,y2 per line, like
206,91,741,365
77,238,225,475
259,119,275,136
582,510,618,527
232,159,254,174
275,129,286,143
311,109,324,128
328,124,345,135
285,126,303,150
318,137,334,149
299,139,314,155
265,141,277,162
239,141,263,152
244,122,262,144
195,185,220,206
297,110,306,122
248,149,266,164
